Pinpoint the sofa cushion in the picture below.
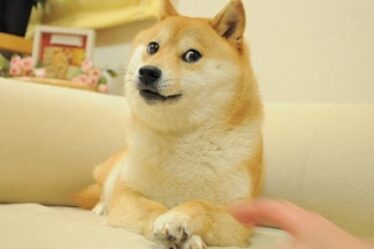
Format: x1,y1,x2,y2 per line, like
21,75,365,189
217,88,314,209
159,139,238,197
0,78,128,206
0,204,289,249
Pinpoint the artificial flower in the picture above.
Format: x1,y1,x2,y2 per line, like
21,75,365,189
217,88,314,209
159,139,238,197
34,68,46,78
9,65,22,76
21,57,34,72
97,84,109,93
81,59,93,73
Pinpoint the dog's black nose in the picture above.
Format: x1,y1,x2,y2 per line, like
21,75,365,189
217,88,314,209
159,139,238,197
138,66,161,85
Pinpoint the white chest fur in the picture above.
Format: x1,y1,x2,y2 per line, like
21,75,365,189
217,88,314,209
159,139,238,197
119,118,260,208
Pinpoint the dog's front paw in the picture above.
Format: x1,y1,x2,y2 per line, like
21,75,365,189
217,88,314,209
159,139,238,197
152,211,206,249
152,211,190,248
182,235,207,249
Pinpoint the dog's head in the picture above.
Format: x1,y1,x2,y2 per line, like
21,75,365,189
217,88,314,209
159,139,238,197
125,0,253,132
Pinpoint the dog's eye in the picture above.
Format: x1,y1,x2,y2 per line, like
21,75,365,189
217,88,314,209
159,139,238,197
147,42,159,55
182,49,202,63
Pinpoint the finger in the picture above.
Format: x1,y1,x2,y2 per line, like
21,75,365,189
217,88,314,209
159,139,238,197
229,198,311,237
228,200,257,226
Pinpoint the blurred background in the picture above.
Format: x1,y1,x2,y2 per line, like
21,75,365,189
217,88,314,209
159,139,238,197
94,0,374,103
2,0,373,100
178,0,374,104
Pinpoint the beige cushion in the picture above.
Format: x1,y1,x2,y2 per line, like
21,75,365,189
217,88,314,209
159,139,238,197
0,78,373,239
0,203,289,249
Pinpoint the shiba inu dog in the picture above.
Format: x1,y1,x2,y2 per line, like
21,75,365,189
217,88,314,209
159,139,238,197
75,0,263,248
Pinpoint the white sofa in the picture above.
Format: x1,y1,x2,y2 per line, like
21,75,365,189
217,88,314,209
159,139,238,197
0,78,373,248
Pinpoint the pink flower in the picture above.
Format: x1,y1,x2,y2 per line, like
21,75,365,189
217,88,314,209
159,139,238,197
88,75,99,86
10,56,22,68
21,57,34,72
97,84,109,93
34,68,46,78
9,65,22,76
88,68,102,79
73,74,89,84
81,59,93,73
24,70,33,77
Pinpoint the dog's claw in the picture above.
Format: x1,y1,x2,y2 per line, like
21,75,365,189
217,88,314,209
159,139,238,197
167,234,177,242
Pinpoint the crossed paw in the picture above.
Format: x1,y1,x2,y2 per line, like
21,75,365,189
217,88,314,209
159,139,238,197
152,211,207,249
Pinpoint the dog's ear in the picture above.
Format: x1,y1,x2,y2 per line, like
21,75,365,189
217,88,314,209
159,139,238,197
160,0,179,20
211,0,246,49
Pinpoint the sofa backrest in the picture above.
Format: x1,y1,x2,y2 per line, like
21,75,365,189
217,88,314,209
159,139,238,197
0,78,128,206
0,78,373,239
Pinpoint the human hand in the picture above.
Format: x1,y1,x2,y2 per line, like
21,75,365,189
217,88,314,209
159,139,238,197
229,199,373,249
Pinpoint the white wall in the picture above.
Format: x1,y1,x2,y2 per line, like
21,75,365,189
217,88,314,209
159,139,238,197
96,0,374,103
95,20,156,95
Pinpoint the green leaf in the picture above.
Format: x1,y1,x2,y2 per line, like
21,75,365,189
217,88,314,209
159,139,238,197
0,54,10,72
106,69,118,78
98,77,108,85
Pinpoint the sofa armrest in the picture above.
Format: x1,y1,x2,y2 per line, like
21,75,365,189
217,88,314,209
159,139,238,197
0,78,127,206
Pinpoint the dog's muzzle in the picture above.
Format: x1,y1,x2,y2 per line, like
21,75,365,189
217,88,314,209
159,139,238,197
137,65,182,102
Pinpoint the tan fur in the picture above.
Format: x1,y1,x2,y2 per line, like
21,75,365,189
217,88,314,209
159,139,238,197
107,182,167,238
93,150,127,184
160,0,179,20
73,150,126,209
246,138,264,197
76,1,263,248
72,183,101,210
224,61,262,127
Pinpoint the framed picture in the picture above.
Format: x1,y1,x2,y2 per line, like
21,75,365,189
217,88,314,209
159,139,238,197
32,26,95,80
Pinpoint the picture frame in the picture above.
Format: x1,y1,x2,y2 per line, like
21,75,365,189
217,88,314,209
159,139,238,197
32,25,95,80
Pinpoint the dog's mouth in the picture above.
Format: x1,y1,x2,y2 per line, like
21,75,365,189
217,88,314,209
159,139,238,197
139,89,182,102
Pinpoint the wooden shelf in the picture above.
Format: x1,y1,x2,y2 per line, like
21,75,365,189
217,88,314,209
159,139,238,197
0,32,33,54
14,77,97,92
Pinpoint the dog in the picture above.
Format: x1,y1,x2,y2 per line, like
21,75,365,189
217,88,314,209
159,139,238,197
75,0,263,248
